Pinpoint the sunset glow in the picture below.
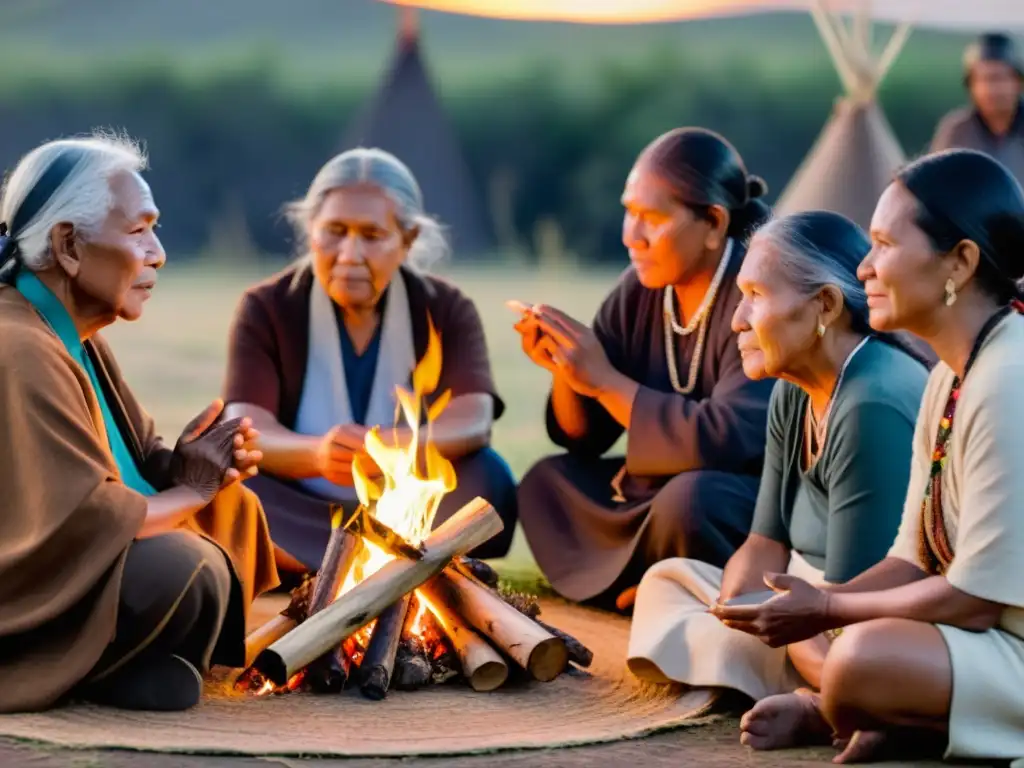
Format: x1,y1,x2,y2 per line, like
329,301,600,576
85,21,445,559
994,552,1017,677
384,0,795,25
382,0,1024,30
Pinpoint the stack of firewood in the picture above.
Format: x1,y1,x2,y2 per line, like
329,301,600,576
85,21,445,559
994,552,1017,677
238,498,591,699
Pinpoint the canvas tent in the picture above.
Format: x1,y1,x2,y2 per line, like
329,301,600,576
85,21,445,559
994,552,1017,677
385,0,1024,228
772,6,911,228
344,9,494,254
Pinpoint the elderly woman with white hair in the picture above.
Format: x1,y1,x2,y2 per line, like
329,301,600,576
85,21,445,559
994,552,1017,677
224,147,517,574
0,134,279,714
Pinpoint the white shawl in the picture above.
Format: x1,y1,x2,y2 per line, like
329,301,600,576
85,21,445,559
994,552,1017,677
294,270,416,502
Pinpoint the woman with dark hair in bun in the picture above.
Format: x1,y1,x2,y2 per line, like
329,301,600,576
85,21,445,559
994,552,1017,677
512,128,776,608
711,149,1024,763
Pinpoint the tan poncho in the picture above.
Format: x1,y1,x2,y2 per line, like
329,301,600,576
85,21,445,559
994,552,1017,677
0,285,278,713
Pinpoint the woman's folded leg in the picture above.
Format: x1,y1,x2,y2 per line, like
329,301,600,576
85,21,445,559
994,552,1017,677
628,556,804,701
76,531,243,711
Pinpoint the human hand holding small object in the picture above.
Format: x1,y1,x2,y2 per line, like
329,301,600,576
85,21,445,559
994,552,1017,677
507,299,618,398
709,573,836,647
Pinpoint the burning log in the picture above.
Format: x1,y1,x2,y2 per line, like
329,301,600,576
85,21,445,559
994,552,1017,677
461,574,593,670
394,641,432,690
453,556,500,588
308,512,361,616
534,618,593,669
307,646,350,693
305,514,363,693
434,569,568,682
242,576,315,668
420,582,508,692
244,615,296,669
254,497,502,686
392,599,460,689
358,594,412,700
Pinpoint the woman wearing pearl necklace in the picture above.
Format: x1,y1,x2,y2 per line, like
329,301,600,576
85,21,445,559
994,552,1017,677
513,128,776,610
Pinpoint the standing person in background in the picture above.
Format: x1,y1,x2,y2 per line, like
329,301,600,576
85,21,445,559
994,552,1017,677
931,33,1024,186
513,128,776,611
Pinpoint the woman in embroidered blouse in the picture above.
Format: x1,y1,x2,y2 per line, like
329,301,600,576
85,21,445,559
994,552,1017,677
0,135,278,714
223,148,517,575
513,128,776,608
711,149,1024,763
628,211,929,715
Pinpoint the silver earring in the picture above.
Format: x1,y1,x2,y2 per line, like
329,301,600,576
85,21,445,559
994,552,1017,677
816,322,826,338
944,278,957,307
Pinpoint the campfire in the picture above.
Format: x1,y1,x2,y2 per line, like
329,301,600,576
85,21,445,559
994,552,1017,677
238,322,591,699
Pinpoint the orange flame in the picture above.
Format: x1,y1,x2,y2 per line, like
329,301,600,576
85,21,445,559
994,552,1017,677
339,317,456,597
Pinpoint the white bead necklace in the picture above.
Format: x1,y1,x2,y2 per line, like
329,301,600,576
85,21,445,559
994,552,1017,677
802,336,871,468
663,240,734,395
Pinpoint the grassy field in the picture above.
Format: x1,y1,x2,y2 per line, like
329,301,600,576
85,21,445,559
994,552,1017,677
100,260,623,578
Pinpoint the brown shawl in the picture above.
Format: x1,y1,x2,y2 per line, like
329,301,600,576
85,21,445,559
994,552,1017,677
0,285,277,713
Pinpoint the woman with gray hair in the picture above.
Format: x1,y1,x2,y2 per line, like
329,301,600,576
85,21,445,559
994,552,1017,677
0,134,279,714
627,211,929,738
224,147,517,574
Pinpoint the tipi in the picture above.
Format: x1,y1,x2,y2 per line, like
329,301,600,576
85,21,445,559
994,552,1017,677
343,9,494,255
774,5,912,228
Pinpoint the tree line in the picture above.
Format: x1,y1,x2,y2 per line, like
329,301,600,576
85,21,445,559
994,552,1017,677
0,51,965,263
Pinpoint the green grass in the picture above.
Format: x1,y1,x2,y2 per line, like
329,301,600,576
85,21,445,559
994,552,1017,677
101,260,622,579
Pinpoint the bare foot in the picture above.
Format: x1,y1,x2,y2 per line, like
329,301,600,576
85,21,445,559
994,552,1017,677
832,731,887,764
740,689,832,750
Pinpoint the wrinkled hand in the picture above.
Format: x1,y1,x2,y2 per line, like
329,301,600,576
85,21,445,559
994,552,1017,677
709,573,834,647
316,424,373,487
510,302,617,398
171,399,261,502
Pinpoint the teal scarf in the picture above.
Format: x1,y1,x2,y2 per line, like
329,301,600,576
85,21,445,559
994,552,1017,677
16,271,156,496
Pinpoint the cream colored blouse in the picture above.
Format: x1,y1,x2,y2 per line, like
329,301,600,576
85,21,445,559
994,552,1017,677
888,313,1024,638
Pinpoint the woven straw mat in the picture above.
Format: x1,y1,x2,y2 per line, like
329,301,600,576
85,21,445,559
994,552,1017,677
0,596,717,757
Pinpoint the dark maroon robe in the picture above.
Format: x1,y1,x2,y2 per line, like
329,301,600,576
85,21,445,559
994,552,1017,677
222,261,517,569
518,244,774,605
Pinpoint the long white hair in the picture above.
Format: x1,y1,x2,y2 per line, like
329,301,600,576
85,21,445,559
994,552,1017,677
0,131,148,272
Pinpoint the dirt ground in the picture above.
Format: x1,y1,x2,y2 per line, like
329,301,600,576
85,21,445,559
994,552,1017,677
0,722,977,768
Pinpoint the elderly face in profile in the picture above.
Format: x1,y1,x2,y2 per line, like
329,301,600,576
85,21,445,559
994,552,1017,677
55,169,164,325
